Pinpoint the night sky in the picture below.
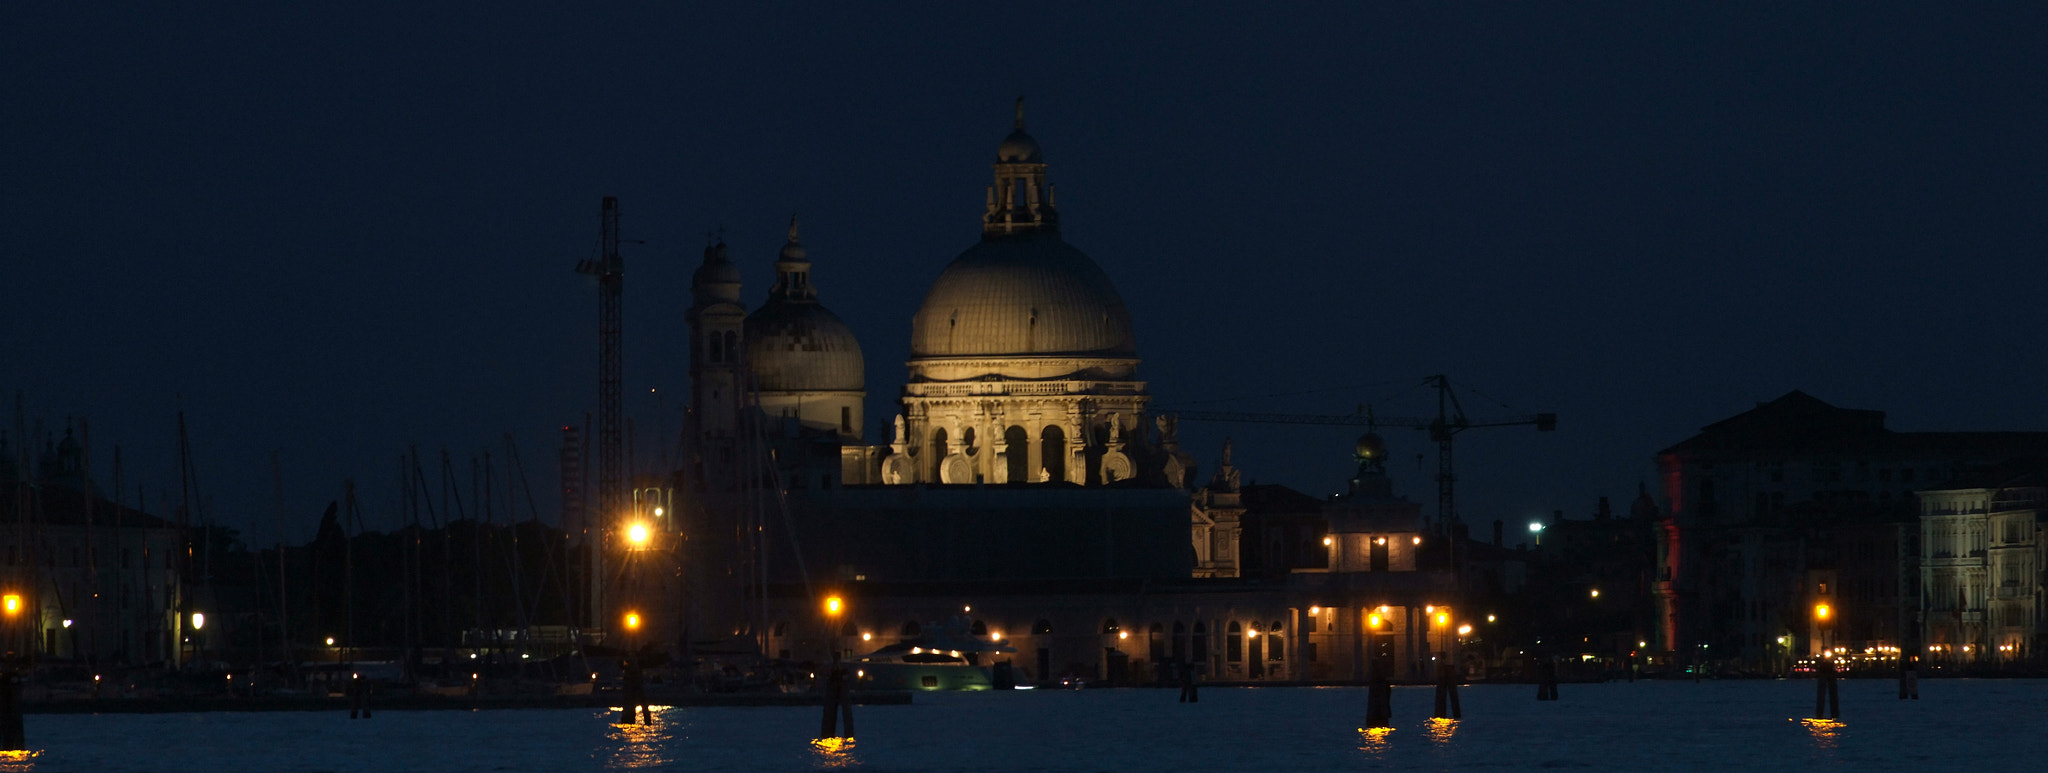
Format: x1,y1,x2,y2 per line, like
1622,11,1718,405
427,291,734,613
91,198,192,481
8,3,2046,544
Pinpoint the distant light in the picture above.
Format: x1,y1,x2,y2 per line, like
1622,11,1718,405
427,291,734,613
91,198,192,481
470,653,478,659
1367,613,1383,629
991,632,1003,641
1412,536,1422,545
1425,605,1435,614
326,637,335,646
1639,641,1647,648
652,507,664,517
1323,536,1333,546
625,612,642,630
61,619,72,628
1375,537,1386,545
626,522,651,547
825,597,843,616
1486,615,1497,623
1436,612,1449,627
1457,624,1472,636
1309,606,1322,615
1529,522,1544,533
1589,589,1600,599
1,594,20,616
911,647,922,654
861,632,872,642
191,612,205,631
1118,631,1129,640
963,605,972,613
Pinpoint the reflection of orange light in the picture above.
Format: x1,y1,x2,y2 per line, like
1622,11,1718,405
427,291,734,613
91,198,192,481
1358,726,1394,753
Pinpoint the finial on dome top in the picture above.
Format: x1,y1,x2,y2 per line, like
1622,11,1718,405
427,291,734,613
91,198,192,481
1014,96,1025,129
787,214,801,244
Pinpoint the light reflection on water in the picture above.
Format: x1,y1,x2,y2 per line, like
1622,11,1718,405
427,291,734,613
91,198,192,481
0,749,39,773
1425,717,1459,744
604,709,678,769
1356,726,1393,755
810,737,859,768
1798,718,1845,750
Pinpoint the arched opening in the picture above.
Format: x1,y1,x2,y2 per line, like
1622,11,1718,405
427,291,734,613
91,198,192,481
1040,425,1066,483
1247,621,1264,677
1192,622,1209,661
722,331,738,363
707,332,722,363
1005,425,1030,483
1268,620,1285,662
931,428,950,481
1148,623,1165,661
1172,622,1187,661
1227,621,1244,663
961,427,977,455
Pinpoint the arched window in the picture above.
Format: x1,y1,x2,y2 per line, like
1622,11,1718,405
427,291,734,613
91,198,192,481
1192,622,1209,661
901,620,922,637
1226,621,1243,662
1172,622,1187,661
1032,619,1053,635
1148,623,1165,661
932,428,950,480
1005,426,1030,483
1040,425,1066,483
1268,620,1285,661
722,331,738,363
707,332,722,363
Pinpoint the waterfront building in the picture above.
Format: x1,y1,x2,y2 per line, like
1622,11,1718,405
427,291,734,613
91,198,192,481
1652,391,2048,668
1917,460,2047,664
0,430,184,667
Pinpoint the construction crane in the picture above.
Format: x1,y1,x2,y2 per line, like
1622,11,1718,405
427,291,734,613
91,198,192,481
1166,374,1556,537
573,196,622,629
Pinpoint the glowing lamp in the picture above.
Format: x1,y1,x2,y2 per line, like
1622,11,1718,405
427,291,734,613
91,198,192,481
1322,536,1333,546
1367,613,1383,630
1309,606,1321,615
1590,589,1600,599
626,522,651,547
191,612,205,631
824,596,844,616
1458,624,1472,636
1118,630,1129,640
624,612,642,631
61,619,72,629
652,507,664,517
2,594,20,616
1814,603,1831,621
1412,536,1421,545
861,632,872,641
326,637,335,646
1436,612,1449,627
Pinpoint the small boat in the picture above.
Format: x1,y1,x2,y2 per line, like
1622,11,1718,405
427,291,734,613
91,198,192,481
850,631,1020,691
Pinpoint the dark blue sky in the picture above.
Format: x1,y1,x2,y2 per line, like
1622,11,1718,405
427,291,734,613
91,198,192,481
7,2,2046,543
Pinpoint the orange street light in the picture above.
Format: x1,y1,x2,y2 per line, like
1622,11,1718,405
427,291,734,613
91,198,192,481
625,522,651,548
1,594,20,616
624,611,642,631
824,596,844,617
1814,603,1831,622
1367,612,1384,630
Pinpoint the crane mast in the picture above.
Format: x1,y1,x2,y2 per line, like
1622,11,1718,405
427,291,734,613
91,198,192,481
1166,374,1556,536
574,197,622,629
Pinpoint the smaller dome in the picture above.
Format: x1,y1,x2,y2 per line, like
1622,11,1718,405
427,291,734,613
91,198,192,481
1354,432,1386,462
997,128,1042,163
743,302,864,393
693,242,741,287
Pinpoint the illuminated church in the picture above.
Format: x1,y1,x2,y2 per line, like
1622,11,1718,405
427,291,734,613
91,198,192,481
673,105,1449,685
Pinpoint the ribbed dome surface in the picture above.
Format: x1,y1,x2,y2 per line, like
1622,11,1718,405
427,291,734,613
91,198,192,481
744,301,865,392
909,231,1136,358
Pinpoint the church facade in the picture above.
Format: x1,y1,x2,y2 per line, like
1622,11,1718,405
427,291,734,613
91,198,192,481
669,105,1453,685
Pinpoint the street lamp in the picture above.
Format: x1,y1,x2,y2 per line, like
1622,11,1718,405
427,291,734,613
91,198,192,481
625,522,651,549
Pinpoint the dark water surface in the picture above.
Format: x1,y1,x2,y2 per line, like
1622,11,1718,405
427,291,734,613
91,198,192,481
14,679,2047,771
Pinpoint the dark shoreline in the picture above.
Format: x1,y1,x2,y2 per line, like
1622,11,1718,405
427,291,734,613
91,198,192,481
24,691,912,715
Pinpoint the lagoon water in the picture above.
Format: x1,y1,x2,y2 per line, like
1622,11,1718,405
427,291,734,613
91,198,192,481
13,679,2048,771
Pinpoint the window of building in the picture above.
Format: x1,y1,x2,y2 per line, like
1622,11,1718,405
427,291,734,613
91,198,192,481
1192,622,1209,661
840,407,852,433
1226,622,1243,662
1268,620,1285,661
